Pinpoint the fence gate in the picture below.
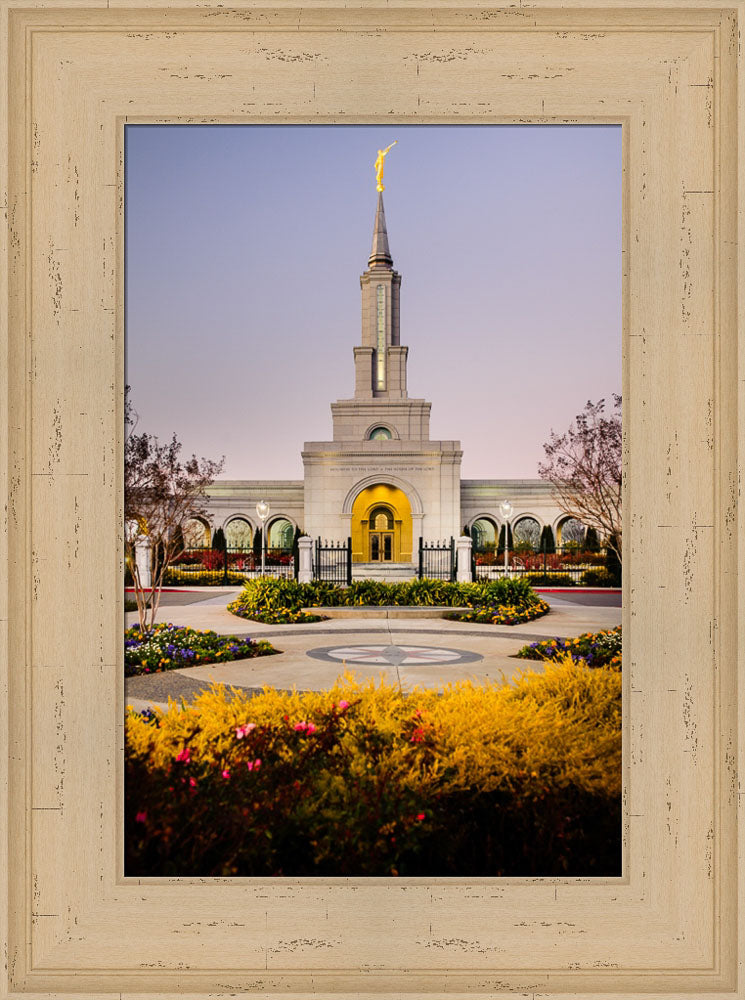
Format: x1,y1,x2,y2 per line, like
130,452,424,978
418,537,455,582
314,537,352,585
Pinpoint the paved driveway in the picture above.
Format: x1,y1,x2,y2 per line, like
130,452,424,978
125,588,622,711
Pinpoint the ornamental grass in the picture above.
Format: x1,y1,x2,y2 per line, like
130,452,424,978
125,658,621,876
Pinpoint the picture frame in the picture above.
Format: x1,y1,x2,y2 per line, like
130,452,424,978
1,2,743,997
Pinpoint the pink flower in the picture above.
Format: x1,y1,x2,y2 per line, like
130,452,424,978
338,700,349,711
189,777,197,788
294,721,316,734
175,747,191,763
246,758,262,771
221,769,230,779
235,723,256,739
135,811,147,823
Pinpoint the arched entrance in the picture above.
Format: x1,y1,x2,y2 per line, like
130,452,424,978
351,484,413,563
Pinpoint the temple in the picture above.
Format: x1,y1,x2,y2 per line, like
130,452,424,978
199,193,567,578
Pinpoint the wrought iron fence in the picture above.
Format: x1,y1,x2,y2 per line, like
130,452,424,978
472,544,610,584
163,546,297,585
314,537,352,585
418,537,456,582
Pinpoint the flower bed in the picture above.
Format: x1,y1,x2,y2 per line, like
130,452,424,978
125,659,621,877
444,599,550,626
232,606,326,625
516,626,622,669
125,623,278,677
228,576,550,625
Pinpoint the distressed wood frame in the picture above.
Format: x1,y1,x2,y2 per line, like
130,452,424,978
1,1,743,997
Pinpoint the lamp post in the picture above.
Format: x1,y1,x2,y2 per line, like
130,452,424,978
256,500,269,576
500,500,513,578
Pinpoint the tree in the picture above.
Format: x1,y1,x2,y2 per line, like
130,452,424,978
496,523,513,555
539,525,555,554
253,527,263,559
212,526,227,551
605,532,622,584
585,526,600,552
538,395,622,565
124,387,224,632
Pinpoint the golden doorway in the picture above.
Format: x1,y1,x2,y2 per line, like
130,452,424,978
369,506,394,561
351,484,413,563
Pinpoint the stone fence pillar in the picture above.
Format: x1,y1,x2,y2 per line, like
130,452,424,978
297,536,313,584
456,536,473,583
135,537,152,589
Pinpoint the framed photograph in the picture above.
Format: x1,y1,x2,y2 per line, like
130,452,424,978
1,1,743,997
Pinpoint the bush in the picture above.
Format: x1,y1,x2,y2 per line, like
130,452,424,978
580,567,618,587
517,626,621,669
524,573,576,587
125,660,621,876
227,576,549,624
125,623,277,677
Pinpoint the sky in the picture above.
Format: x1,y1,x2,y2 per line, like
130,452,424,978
125,124,621,480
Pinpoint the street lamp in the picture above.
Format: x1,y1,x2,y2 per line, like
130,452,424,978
256,500,270,576
500,500,513,577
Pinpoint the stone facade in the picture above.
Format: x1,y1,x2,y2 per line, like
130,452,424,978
199,194,571,567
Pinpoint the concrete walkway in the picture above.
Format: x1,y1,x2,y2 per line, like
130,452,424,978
125,588,621,712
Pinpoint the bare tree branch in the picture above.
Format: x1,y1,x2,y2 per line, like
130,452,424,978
124,387,224,631
538,395,622,565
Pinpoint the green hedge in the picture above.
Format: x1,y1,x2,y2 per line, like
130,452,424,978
524,573,576,587
579,568,619,587
163,568,247,586
228,576,549,625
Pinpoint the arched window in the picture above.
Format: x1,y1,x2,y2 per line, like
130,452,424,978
368,426,392,440
559,517,586,546
225,517,253,550
369,506,394,530
183,517,210,548
268,518,294,549
471,517,497,549
513,517,541,549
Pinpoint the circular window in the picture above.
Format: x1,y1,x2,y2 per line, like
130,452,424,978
368,426,392,440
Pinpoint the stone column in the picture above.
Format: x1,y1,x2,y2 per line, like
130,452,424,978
456,536,473,583
135,537,152,588
297,536,314,584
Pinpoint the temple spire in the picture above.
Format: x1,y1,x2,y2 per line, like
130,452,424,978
368,192,393,269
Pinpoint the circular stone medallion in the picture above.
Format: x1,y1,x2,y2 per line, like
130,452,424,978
306,644,483,666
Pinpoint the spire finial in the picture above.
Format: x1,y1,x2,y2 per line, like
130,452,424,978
368,191,393,268
374,140,397,193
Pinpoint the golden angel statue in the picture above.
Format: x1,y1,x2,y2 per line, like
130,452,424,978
374,140,397,192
